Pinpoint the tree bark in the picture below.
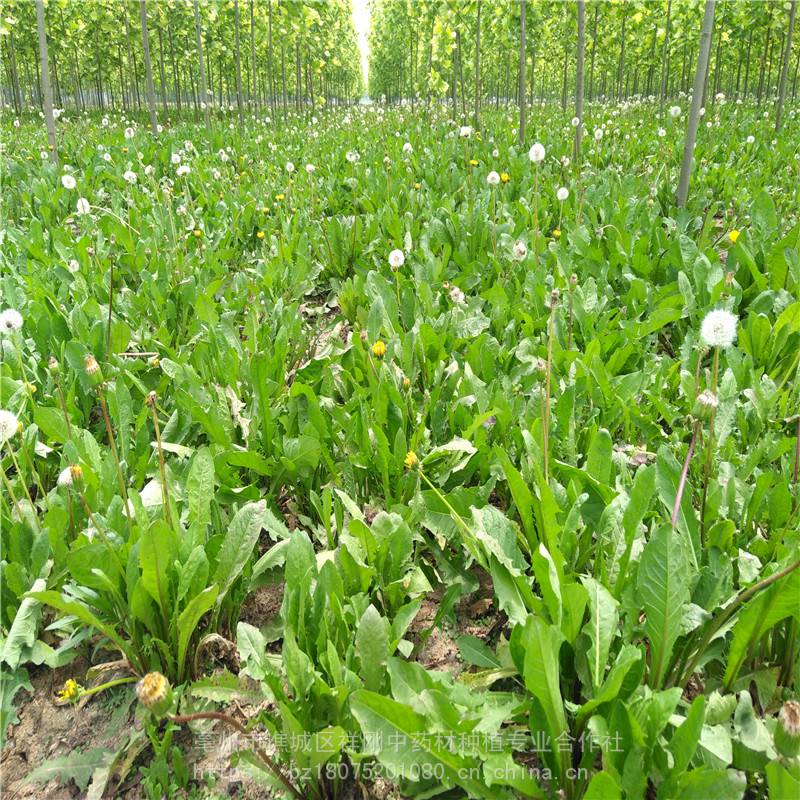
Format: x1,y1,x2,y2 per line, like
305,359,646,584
588,4,599,101
474,0,482,128
193,0,211,129
234,0,244,131
775,0,797,132
268,0,275,114
574,0,585,162
677,0,716,208
660,0,672,106
35,0,58,165
139,0,159,134
518,0,526,146
250,0,257,112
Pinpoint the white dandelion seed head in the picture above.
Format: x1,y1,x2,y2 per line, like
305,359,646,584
0,409,20,441
657,127,666,138
669,105,681,118
487,171,500,186
593,128,604,141
305,163,315,173
528,142,545,163
285,161,295,173
346,150,360,163
0,309,23,333
571,116,580,127
123,170,138,184
76,197,91,215
696,389,719,410
61,174,76,190
67,259,80,273
171,153,181,165
176,164,190,177
556,186,569,202
388,249,405,270
57,466,74,487
402,142,413,154
459,125,472,139
700,309,738,348
512,240,528,260
746,135,755,145
124,126,135,139
103,152,112,162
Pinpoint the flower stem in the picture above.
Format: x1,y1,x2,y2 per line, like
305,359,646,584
147,392,173,529
672,420,700,529
96,387,133,538
699,347,719,548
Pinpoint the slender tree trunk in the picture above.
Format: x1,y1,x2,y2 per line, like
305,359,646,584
295,42,301,112
139,0,158,134
518,0,526,146
775,0,797,132
561,41,568,109
8,33,22,113
425,16,435,112
268,0,275,114
35,0,58,165
234,0,244,131
574,0,585,162
660,0,672,106
677,0,716,208
757,8,772,104
617,16,626,99
249,0,257,112
157,27,168,109
193,0,211,129
473,0,482,128
168,22,181,115
588,4,599,101
792,41,800,101
281,42,287,118
743,29,753,97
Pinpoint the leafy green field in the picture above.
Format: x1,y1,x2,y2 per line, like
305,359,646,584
2,79,800,800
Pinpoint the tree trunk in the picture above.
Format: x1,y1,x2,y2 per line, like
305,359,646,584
757,7,772,104
574,0,585,162
35,0,58,165
268,0,275,114
677,0,716,208
518,0,526,146
234,0,244,131
775,0,797,132
617,16,626,99
474,0,482,128
8,32,22,113
168,22,181,115
193,0,211,129
561,41,568,109
157,27,168,109
250,0,257,112
743,29,753,97
139,0,158,134
588,4,599,101
660,0,672,106
281,42,287,118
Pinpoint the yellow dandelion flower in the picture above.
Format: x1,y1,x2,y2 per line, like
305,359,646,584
257,230,265,240
275,193,285,201
404,451,419,469
500,172,510,183
57,679,81,702
553,228,561,239
414,182,421,190
402,376,411,389
728,229,740,244
371,340,387,358
469,159,479,167
193,229,202,238
262,206,270,214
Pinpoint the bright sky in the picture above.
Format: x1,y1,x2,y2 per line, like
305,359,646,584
351,0,370,89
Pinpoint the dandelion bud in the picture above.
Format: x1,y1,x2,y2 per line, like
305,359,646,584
725,271,734,286
403,377,411,389
146,391,157,408
136,672,173,717
693,389,719,421
371,340,387,359
84,354,103,387
48,356,61,374
550,289,560,307
404,451,419,470
774,700,800,758
570,273,578,287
